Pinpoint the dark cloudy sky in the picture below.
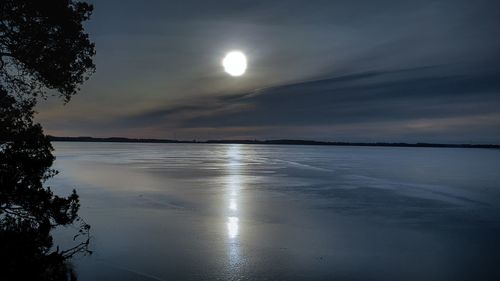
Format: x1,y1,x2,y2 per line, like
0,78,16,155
37,0,500,143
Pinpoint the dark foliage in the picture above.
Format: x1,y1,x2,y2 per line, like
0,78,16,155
0,217,79,281
0,89,81,228
0,1,95,280
0,88,91,281
0,0,95,102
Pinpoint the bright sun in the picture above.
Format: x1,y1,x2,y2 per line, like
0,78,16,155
222,51,247,77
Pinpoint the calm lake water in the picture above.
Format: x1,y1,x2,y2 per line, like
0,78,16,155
50,142,500,281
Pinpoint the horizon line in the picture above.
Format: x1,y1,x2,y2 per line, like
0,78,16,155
47,136,500,149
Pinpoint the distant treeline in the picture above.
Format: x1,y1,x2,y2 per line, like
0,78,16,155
47,136,500,149
49,136,185,143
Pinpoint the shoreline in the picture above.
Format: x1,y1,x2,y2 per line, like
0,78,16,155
48,136,500,149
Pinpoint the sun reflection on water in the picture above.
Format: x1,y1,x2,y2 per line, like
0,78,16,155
225,144,243,269
229,198,237,211
227,216,239,239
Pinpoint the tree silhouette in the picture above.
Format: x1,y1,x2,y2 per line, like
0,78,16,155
0,0,95,102
0,1,95,280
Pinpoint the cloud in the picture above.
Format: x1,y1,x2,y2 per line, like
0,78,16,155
106,63,499,142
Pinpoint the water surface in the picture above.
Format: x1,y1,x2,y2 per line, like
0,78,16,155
50,143,500,281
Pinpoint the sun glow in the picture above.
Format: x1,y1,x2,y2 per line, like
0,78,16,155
222,51,247,76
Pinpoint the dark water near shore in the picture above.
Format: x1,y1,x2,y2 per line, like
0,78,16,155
50,142,500,281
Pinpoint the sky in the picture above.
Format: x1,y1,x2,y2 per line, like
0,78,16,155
36,0,500,143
